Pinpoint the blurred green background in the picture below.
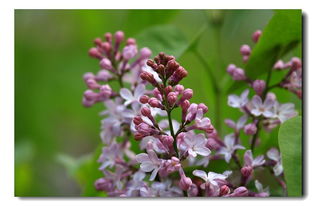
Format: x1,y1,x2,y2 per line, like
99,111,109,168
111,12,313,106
15,10,301,196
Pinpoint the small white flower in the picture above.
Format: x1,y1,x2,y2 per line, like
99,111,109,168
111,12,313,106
179,132,211,157
255,180,270,196
120,84,146,106
250,95,275,117
228,89,249,108
244,150,265,168
272,102,297,123
218,134,245,163
136,149,163,181
267,148,283,176
193,170,229,187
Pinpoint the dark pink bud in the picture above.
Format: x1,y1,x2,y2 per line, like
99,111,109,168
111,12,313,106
241,166,253,177
152,88,162,100
252,30,262,43
101,42,112,53
148,97,161,108
252,79,266,96
95,178,113,191
187,184,198,197
99,58,113,70
139,95,149,104
240,44,251,56
94,38,102,46
141,107,151,117
291,57,302,70
133,115,143,125
169,66,188,85
232,68,247,81
182,88,193,100
244,123,257,135
114,31,124,43
161,135,174,147
140,72,158,87
206,138,221,150
227,64,236,75
134,132,145,141
140,47,151,59
167,92,178,106
174,84,184,94
88,47,102,59
137,123,152,136
180,100,190,113
86,78,100,89
198,103,208,113
220,185,231,196
126,38,136,45
104,32,112,42
166,60,180,77
179,176,192,191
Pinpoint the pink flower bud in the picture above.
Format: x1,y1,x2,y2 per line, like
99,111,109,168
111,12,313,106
169,66,188,85
187,183,199,197
126,38,136,45
232,68,247,81
139,95,149,104
243,55,249,63
174,84,184,94
179,176,192,191
266,92,276,101
161,135,174,147
114,31,124,43
101,42,112,53
141,107,151,117
252,79,266,96
94,38,102,46
86,78,100,89
206,138,221,150
227,64,236,75
165,86,173,95
230,186,248,197
84,90,98,101
273,60,285,70
140,72,158,87
252,30,262,43
180,100,190,113
244,123,257,135
83,72,95,81
167,92,178,106
95,178,113,191
140,47,152,59
99,58,113,70
182,88,193,100
198,103,208,113
122,45,137,60
88,47,102,59
82,97,94,107
148,97,161,108
291,57,302,70
104,32,112,42
134,132,145,141
240,44,251,56
133,115,143,125
99,85,112,98
137,123,152,136
225,119,235,129
166,60,180,77
95,70,112,81
241,166,253,177
220,185,231,196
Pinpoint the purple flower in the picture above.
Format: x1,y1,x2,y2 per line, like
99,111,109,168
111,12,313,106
244,150,265,168
228,89,249,108
178,132,211,157
193,170,230,189
98,143,122,170
272,102,297,123
267,148,283,176
218,134,245,163
225,115,248,131
135,144,163,181
120,84,146,106
250,95,275,117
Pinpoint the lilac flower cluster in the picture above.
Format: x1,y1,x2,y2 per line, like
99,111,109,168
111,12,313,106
82,29,301,197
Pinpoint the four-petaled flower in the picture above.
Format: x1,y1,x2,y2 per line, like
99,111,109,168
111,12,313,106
267,148,283,176
250,95,275,117
272,102,297,123
193,170,229,188
120,84,146,106
228,89,249,108
218,134,245,163
179,132,211,157
244,150,265,168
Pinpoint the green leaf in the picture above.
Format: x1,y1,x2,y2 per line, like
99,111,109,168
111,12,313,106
278,116,302,196
230,10,302,91
136,24,189,58
57,144,106,196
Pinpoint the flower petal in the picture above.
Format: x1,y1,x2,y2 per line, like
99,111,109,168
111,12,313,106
193,170,208,181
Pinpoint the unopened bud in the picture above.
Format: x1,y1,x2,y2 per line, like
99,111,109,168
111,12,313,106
139,95,149,104
220,185,231,196
140,47,151,59
252,30,262,43
148,97,161,108
291,57,302,70
94,38,102,46
126,38,136,45
232,68,247,81
141,107,151,117
88,47,102,59
273,60,285,70
133,116,143,125
244,123,257,135
252,79,266,96
167,92,178,106
198,103,208,113
179,176,192,191
241,166,253,177
86,79,101,89
122,45,137,60
114,31,124,43
227,64,236,75
174,84,184,94
182,88,193,100
187,183,199,197
240,44,251,56
99,58,113,70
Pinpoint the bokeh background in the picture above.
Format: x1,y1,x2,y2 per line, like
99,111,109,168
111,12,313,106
15,10,302,196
